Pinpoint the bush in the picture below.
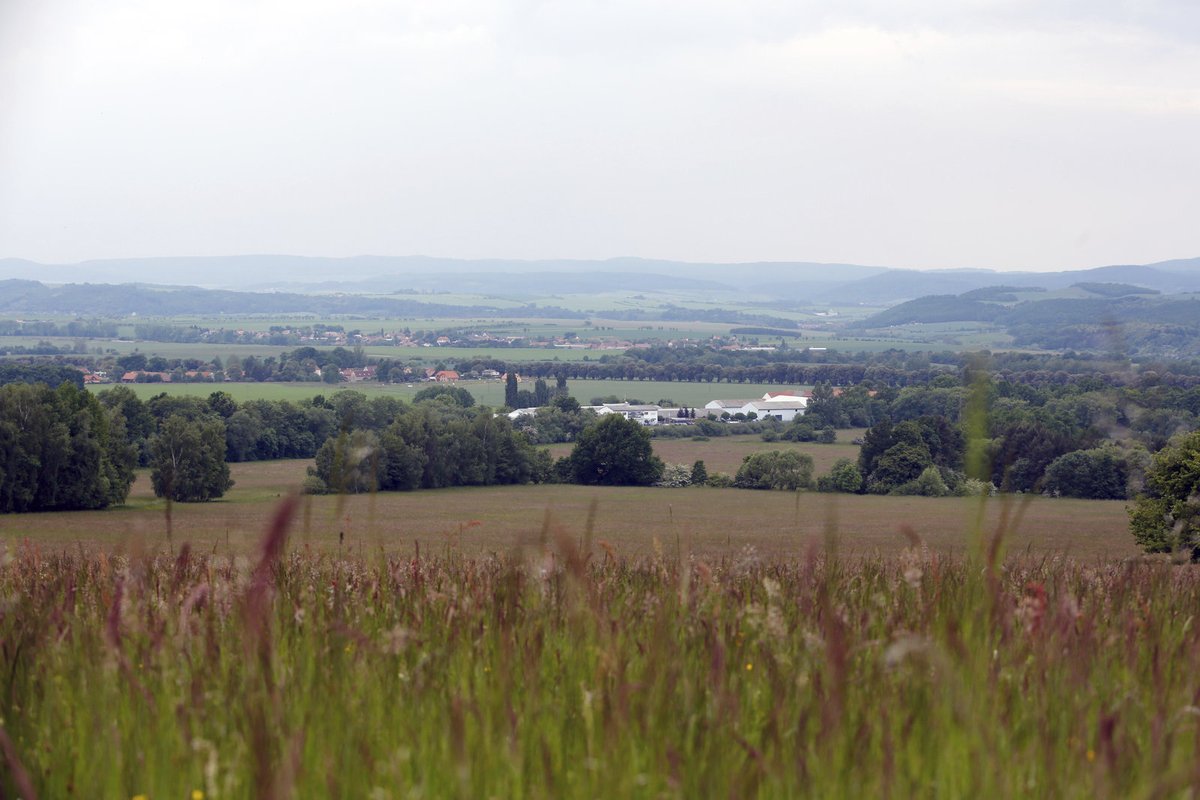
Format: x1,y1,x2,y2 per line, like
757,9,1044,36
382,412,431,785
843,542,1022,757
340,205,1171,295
706,473,735,488
957,478,997,497
301,474,329,495
784,423,817,442
891,466,950,497
655,464,692,488
734,451,814,491
820,459,863,493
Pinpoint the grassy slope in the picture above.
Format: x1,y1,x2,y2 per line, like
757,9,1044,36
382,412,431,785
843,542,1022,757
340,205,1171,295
0,507,1179,797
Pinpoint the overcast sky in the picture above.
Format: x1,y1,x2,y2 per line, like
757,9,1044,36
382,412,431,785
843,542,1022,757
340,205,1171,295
1,0,1198,270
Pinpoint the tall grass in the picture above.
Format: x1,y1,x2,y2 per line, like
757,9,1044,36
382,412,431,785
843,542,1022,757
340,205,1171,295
0,505,1198,798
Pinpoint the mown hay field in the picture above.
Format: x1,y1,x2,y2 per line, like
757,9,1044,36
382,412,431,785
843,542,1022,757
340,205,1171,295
0,460,1138,560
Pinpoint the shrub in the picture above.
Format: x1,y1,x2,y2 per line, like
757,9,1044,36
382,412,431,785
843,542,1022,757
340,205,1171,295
821,458,863,493
706,473,735,488
734,451,814,491
891,466,951,497
957,477,997,497
655,464,692,488
784,422,817,442
301,474,329,495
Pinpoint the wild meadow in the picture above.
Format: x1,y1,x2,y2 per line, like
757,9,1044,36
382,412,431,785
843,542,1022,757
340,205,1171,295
0,494,1196,798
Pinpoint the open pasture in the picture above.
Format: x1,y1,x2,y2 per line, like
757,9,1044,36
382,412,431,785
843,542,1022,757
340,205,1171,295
0,459,1139,560
653,433,865,475
543,433,866,476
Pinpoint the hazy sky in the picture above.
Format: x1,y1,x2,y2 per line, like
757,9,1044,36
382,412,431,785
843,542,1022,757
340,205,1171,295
1,0,1198,270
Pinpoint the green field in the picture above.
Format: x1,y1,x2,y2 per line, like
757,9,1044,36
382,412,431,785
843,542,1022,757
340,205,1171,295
91,378,817,408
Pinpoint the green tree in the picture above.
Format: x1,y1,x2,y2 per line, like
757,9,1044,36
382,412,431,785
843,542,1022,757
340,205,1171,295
1043,447,1129,499
690,459,708,486
413,385,475,407
207,390,238,418
505,371,518,408
0,383,135,512
568,415,664,486
149,415,233,502
868,442,932,493
310,429,383,494
551,394,581,413
1129,430,1200,559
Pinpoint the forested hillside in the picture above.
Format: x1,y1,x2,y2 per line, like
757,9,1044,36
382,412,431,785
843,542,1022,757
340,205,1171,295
856,288,1200,356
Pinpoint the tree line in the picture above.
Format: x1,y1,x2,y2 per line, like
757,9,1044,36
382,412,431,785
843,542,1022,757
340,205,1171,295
0,383,136,512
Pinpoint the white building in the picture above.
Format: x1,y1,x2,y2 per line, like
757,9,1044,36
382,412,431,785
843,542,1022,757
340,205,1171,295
704,390,811,422
590,403,661,425
741,400,808,422
760,390,811,404
704,399,752,415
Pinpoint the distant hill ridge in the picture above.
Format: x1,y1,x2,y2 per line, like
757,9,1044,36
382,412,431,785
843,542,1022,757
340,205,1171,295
0,254,1197,304
0,279,586,319
853,285,1200,356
